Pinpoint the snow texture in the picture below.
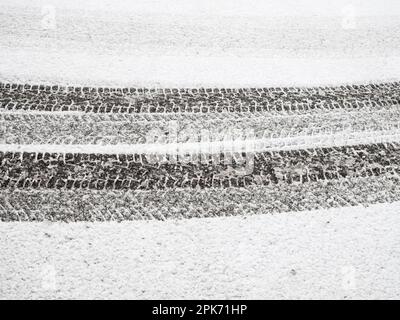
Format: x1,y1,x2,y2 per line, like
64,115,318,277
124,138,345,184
1,0,400,87
1,0,400,300
1,201,400,299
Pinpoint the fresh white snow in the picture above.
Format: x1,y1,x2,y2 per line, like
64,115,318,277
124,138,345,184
1,0,400,300
1,0,400,87
1,201,399,299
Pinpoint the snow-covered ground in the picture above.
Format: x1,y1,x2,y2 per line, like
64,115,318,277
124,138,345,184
1,201,399,299
1,0,400,300
1,0,400,86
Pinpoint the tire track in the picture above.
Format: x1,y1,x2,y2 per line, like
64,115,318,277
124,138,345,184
1,82,399,113
2,109,400,145
1,174,399,221
1,82,400,221
0,142,399,190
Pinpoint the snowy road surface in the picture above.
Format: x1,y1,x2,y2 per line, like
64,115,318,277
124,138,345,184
1,0,400,87
1,0,400,300
1,201,400,299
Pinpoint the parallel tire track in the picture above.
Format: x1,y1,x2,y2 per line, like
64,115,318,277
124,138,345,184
1,82,399,113
1,142,399,190
1,174,399,221
2,109,400,145
1,82,400,221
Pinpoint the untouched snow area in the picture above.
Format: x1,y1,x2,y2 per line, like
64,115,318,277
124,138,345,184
1,201,400,299
0,0,400,87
